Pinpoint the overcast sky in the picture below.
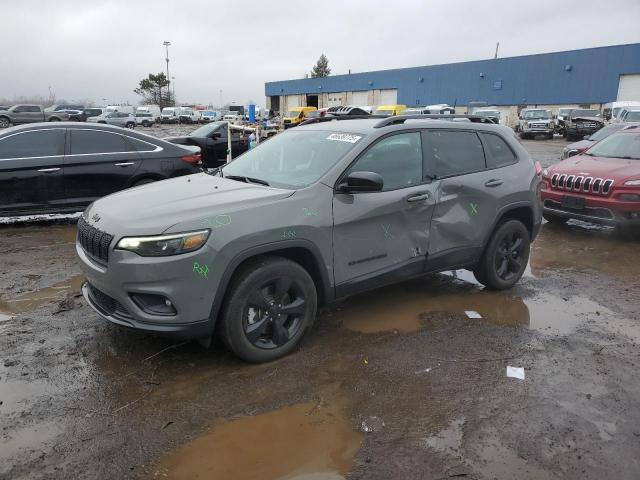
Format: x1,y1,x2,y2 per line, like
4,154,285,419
2,0,639,107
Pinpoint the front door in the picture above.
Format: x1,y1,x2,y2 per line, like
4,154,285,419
332,131,438,295
423,129,504,268
62,128,141,207
0,128,66,214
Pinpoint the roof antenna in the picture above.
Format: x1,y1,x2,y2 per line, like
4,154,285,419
494,42,500,59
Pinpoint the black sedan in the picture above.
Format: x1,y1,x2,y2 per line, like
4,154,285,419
0,122,202,216
165,121,249,168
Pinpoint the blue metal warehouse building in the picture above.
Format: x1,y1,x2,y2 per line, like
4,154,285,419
265,43,640,125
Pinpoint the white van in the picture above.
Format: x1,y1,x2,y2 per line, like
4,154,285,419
603,101,640,122
161,107,181,124
136,105,161,123
178,107,201,124
105,105,134,114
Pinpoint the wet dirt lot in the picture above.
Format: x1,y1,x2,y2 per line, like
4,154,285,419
1,137,640,480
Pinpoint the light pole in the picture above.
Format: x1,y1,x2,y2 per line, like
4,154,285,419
171,76,176,103
163,41,171,106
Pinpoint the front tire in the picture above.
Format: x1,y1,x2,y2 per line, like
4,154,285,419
0,117,10,128
218,256,317,363
474,220,530,290
125,122,135,129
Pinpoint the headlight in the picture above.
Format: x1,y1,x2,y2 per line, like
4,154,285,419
116,230,210,256
542,168,549,177
624,179,640,186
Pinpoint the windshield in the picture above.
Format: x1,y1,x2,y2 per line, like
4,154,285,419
476,110,500,117
190,123,224,137
374,109,393,116
588,124,625,141
624,112,640,121
571,109,600,118
306,110,321,118
220,130,363,189
202,111,215,116
586,133,640,159
523,110,551,120
558,109,572,116
162,109,175,115
286,110,302,118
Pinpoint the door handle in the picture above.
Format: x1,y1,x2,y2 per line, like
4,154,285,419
115,162,135,167
406,192,431,202
37,167,60,173
484,179,503,187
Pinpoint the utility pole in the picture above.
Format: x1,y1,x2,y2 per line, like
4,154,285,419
494,42,500,59
163,41,172,106
171,76,176,104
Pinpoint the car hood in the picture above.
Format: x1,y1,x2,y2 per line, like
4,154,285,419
549,154,640,181
570,116,603,124
83,173,295,236
564,139,594,151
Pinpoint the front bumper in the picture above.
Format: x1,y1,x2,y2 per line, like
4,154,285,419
77,242,218,340
541,189,640,226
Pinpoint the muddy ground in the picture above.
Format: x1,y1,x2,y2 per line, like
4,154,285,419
1,136,639,480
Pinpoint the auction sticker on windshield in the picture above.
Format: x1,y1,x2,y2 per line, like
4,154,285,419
326,133,362,143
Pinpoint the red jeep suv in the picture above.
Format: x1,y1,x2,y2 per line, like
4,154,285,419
541,126,640,230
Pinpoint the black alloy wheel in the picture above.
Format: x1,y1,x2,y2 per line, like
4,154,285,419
494,230,526,282
243,277,306,349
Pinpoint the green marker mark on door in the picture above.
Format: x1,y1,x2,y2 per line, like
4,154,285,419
469,203,478,215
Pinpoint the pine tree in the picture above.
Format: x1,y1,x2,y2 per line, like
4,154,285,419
310,54,331,78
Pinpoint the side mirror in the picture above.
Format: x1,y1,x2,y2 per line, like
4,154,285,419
583,135,590,140
567,149,579,158
338,171,384,193
211,132,221,139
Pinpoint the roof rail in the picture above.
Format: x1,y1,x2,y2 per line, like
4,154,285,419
374,114,498,128
299,115,382,126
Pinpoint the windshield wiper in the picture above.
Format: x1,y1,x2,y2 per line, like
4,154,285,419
225,175,270,186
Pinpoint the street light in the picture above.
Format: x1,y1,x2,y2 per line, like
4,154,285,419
163,41,172,106
171,76,176,103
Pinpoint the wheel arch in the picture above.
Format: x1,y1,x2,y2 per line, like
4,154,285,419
490,203,535,241
209,240,333,329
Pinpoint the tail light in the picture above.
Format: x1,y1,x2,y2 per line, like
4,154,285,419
534,161,542,176
181,153,202,166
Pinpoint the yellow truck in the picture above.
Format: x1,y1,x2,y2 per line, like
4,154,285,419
283,106,317,128
373,104,407,116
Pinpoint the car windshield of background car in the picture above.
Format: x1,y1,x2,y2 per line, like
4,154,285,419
586,133,640,160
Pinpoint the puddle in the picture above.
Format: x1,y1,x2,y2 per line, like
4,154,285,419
155,401,362,480
332,273,608,335
424,416,464,454
0,274,84,315
531,223,640,278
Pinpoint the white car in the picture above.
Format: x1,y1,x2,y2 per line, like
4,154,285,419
135,112,155,127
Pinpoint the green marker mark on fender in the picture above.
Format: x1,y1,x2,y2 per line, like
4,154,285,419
302,208,319,217
193,262,209,278
204,214,232,229
470,203,478,216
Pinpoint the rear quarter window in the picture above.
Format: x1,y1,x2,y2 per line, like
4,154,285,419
479,132,517,168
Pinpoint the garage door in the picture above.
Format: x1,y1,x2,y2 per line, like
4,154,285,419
379,89,398,105
286,95,299,109
327,93,344,107
617,74,640,101
351,91,369,106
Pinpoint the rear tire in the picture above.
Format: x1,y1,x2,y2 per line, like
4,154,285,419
519,132,528,140
0,117,10,128
474,220,530,290
543,212,568,225
218,256,317,363
125,122,135,129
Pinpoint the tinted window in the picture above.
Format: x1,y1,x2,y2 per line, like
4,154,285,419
479,133,516,168
70,130,130,154
0,130,65,159
349,132,422,191
424,130,486,177
127,136,158,152
28,106,41,112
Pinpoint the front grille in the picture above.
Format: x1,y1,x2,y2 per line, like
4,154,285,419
531,123,548,128
87,283,132,320
77,216,113,263
550,174,614,196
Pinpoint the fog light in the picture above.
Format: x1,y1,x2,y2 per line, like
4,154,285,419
130,293,177,316
619,194,640,202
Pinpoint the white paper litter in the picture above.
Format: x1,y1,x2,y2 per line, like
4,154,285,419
465,310,482,319
506,366,525,380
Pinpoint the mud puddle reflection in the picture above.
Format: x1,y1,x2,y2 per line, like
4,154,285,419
155,400,362,480
333,273,607,335
0,274,83,316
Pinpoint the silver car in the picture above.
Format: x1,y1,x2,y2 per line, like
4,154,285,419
78,116,541,363
87,112,136,129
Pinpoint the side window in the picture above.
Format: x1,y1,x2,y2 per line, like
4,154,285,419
13,106,24,113
479,132,517,168
126,136,157,152
70,130,131,154
424,130,485,178
0,130,65,159
28,106,41,113
348,132,422,191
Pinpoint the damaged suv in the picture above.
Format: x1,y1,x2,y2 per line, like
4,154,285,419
77,116,541,362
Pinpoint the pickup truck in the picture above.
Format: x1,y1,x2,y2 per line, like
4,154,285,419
0,104,69,128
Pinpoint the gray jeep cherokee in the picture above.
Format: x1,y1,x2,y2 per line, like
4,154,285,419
77,116,542,363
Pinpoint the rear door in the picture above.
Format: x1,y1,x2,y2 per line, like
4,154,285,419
332,131,438,294
425,129,509,268
0,128,66,214
62,128,141,207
